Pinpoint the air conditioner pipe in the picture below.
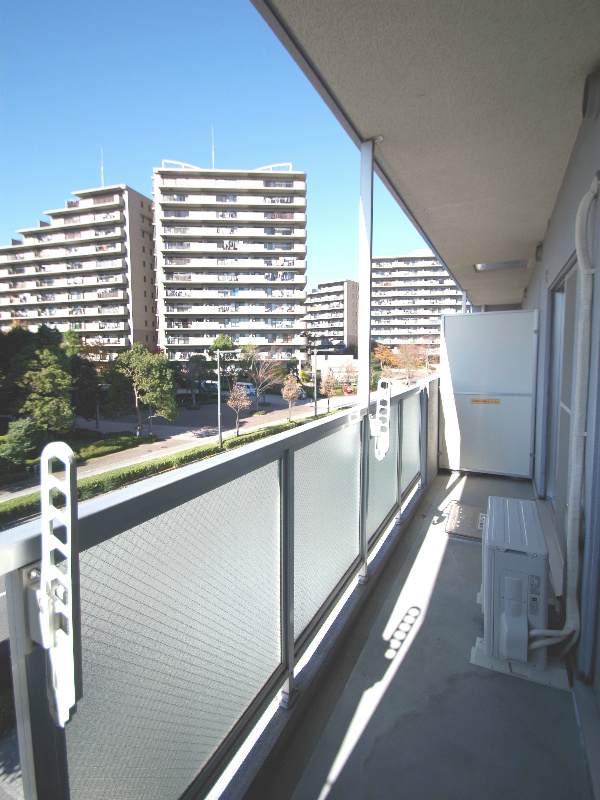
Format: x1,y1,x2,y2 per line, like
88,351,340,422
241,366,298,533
529,171,599,654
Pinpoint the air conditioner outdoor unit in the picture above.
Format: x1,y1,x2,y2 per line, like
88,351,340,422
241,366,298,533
481,497,549,671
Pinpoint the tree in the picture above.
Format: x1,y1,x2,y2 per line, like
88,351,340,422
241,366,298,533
0,417,39,465
241,345,284,409
70,353,99,419
374,344,394,369
397,344,425,384
209,334,235,354
20,348,75,433
320,368,337,412
227,381,252,436
180,354,207,406
281,372,301,422
115,344,178,431
338,359,358,387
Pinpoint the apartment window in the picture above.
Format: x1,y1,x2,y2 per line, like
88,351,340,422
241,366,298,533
144,275,146,282
165,210,189,218
143,261,146,268
217,195,237,203
93,194,116,205
144,291,147,297
146,335,149,342
145,320,148,327
142,231,145,238
141,201,144,208
145,306,148,312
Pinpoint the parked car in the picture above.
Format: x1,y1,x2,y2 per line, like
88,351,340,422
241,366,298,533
298,389,307,399
236,382,257,396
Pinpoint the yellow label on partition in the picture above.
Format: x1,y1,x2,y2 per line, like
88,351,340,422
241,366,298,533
471,398,500,405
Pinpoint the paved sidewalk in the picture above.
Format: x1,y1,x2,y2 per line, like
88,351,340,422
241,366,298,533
0,394,354,504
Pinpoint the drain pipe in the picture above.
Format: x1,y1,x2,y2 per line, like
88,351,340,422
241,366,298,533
529,172,599,653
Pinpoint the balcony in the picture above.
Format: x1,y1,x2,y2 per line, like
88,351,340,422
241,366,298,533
2,378,591,799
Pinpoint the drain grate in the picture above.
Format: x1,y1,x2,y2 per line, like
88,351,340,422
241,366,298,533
445,502,487,541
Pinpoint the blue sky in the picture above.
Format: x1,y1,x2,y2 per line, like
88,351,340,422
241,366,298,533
0,0,426,291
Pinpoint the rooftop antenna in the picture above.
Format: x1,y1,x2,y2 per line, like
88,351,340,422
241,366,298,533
100,147,104,187
211,125,215,170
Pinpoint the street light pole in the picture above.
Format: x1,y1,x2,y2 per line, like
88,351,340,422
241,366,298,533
313,347,318,418
217,349,222,449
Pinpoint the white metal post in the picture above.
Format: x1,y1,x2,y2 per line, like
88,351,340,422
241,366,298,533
357,140,374,411
358,139,375,583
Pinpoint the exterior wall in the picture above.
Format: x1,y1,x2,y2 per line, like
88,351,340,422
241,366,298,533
522,108,600,690
153,163,307,361
123,188,157,348
371,255,463,352
0,185,154,359
306,279,358,347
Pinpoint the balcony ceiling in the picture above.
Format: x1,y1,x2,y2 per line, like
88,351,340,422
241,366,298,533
252,0,600,306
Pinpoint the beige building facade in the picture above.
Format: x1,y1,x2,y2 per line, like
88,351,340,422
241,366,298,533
305,279,359,348
371,253,464,352
153,161,307,361
0,185,156,358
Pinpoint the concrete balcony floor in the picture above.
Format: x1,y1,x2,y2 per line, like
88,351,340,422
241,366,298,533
244,471,592,800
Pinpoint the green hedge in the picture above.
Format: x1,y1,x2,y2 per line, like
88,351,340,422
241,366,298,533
0,441,222,528
223,421,298,450
0,413,346,527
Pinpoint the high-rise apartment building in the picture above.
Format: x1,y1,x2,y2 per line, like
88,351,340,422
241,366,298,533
0,185,156,357
305,279,359,348
371,253,464,351
153,161,307,361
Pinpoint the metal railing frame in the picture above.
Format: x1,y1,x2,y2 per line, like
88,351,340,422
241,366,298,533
1,378,438,800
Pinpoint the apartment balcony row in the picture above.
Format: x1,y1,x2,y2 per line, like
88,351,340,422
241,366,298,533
44,193,124,217
306,302,344,314
165,332,306,350
19,212,125,239
69,319,130,332
177,287,306,301
0,273,127,294
372,287,462,298
159,208,306,224
162,317,306,333
159,176,306,192
0,302,128,321
0,289,128,308
161,255,305,272
162,275,306,292
165,300,300,313
160,225,307,241
308,311,344,320
0,242,126,264
159,193,306,210
0,258,125,279
160,240,307,257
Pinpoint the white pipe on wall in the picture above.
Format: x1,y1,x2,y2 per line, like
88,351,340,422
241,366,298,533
529,172,599,654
